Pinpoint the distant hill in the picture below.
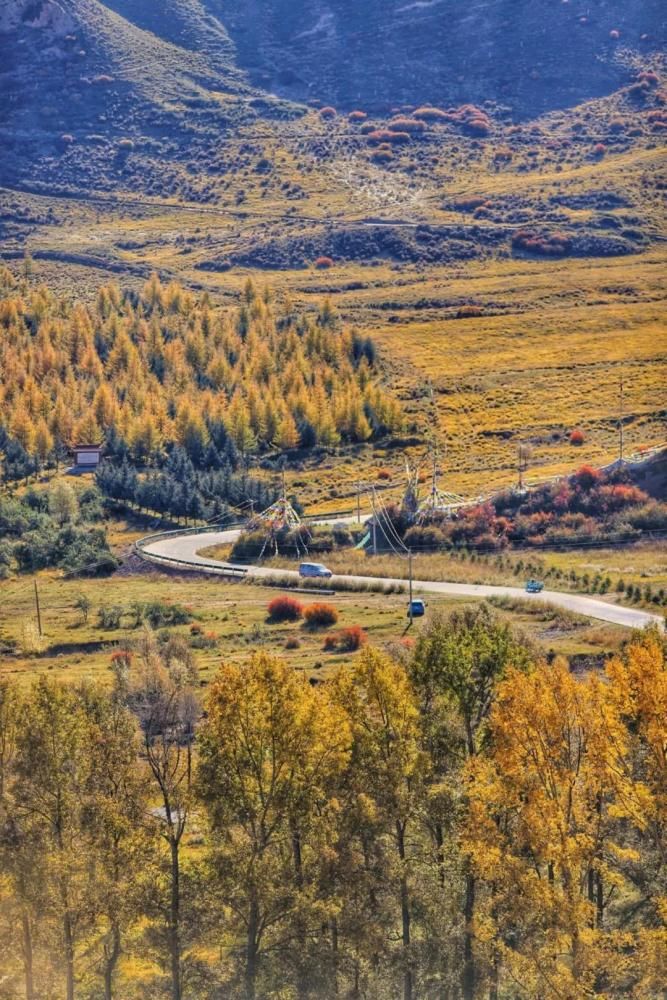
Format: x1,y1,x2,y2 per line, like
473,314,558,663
220,0,665,116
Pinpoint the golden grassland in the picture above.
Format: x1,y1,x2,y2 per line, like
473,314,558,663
0,564,635,687
2,78,665,506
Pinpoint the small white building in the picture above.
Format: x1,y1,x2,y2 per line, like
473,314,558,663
72,443,103,470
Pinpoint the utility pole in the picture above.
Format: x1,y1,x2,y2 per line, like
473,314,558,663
371,517,377,556
34,580,42,637
517,443,531,492
355,482,361,524
618,375,624,462
408,549,414,626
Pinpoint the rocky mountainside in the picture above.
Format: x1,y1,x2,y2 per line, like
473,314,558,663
220,0,665,116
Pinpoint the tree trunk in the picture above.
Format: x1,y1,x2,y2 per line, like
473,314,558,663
169,837,181,1000
63,911,75,1000
292,825,309,1000
396,820,412,1000
330,918,339,996
246,896,259,1000
596,872,604,929
434,823,446,888
103,923,121,1000
21,912,34,1000
462,872,476,1000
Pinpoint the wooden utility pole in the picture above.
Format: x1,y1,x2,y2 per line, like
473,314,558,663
355,482,361,523
371,517,377,556
408,549,414,626
517,443,531,492
34,580,42,637
619,375,624,462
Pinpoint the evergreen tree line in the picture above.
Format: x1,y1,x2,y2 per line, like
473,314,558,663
0,611,664,999
95,442,279,524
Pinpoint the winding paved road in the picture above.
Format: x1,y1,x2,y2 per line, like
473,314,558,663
139,525,664,632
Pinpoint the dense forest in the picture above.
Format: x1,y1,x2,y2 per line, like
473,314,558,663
0,612,664,1000
0,268,403,480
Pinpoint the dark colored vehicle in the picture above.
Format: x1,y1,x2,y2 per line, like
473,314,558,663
525,579,544,593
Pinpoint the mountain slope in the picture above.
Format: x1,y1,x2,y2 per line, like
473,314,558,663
219,0,666,115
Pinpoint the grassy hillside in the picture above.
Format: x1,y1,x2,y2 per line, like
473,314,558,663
0,1,664,503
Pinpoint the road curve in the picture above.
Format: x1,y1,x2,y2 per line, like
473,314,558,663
139,527,664,632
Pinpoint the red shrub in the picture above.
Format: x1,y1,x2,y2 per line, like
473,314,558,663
413,106,449,121
454,197,488,211
267,596,304,622
110,649,132,668
493,146,512,162
572,465,601,491
348,110,368,121
467,118,490,136
314,256,334,269
457,304,484,318
376,468,392,480
389,117,426,134
367,129,410,145
319,106,337,119
609,29,620,40
370,149,394,163
569,428,585,446
592,143,607,157
324,625,367,653
304,602,339,627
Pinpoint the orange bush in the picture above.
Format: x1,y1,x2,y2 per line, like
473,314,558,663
319,106,337,119
389,117,426,133
457,304,484,318
303,602,338,627
267,596,304,622
413,106,448,121
367,129,410,145
569,428,585,446
314,256,334,269
324,625,367,652
348,110,367,121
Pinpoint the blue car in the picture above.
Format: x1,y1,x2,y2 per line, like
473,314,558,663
525,579,544,594
407,598,426,618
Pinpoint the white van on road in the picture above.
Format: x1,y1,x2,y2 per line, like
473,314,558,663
298,562,333,579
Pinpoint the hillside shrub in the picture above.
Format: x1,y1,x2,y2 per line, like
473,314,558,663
348,110,367,121
512,230,571,256
413,106,448,121
570,428,585,445
267,596,304,622
323,625,367,652
319,107,337,119
303,602,338,627
389,117,426,134
314,256,334,269
367,129,410,145
456,304,484,318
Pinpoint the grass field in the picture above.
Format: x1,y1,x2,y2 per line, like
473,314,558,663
0,552,638,688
